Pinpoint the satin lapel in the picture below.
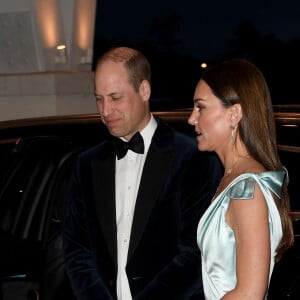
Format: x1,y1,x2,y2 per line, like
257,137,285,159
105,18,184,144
128,121,175,260
92,149,117,267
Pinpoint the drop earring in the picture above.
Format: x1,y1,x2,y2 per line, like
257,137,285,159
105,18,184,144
230,125,236,145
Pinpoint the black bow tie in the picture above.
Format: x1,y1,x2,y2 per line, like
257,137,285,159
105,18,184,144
112,132,144,159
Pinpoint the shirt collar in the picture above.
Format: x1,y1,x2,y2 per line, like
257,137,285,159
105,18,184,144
140,114,157,150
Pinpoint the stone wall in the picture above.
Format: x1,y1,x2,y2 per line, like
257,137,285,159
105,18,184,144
0,71,98,121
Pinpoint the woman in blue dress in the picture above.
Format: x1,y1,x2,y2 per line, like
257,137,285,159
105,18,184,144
188,59,294,299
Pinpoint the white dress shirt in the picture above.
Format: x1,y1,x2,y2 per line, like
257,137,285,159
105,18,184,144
115,115,157,300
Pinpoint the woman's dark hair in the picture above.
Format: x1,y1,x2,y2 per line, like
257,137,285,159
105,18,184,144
202,59,293,260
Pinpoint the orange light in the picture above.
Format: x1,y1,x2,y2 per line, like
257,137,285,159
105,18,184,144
75,0,96,49
34,0,63,48
282,124,298,127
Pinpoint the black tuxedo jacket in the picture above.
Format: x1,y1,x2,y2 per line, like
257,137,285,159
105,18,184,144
63,118,222,300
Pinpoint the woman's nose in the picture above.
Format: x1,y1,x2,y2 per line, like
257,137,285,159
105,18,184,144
188,113,197,125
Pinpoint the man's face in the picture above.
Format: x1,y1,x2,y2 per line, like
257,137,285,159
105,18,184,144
94,60,151,140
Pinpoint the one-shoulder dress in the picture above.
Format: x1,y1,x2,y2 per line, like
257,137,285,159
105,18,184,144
197,171,286,300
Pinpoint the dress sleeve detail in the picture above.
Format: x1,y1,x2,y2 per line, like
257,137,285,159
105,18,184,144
227,171,286,200
257,171,286,199
228,177,255,199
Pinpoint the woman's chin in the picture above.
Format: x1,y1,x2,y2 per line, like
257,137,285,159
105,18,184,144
196,140,210,152
196,136,205,151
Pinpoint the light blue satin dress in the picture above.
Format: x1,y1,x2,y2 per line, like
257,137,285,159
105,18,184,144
197,171,285,300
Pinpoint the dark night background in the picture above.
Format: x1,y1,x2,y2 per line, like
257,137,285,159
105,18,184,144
93,0,300,109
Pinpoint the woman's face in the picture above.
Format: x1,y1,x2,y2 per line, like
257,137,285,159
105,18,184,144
188,79,232,154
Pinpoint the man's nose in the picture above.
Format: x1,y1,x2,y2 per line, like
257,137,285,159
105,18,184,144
99,99,112,117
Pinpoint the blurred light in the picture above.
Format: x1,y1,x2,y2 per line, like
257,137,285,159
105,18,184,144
75,0,96,49
6,275,27,279
201,62,207,69
56,44,66,50
34,0,63,48
55,44,67,63
281,124,298,127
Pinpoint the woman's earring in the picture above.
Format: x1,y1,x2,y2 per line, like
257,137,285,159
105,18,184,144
230,125,236,145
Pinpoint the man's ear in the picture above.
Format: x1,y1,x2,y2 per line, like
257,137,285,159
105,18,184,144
139,80,151,101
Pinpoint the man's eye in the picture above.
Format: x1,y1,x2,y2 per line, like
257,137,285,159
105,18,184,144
96,97,103,102
112,96,121,100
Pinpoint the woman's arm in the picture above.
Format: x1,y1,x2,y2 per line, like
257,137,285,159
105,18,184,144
223,183,271,299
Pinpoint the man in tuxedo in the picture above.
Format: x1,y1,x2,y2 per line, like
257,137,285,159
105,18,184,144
63,46,222,300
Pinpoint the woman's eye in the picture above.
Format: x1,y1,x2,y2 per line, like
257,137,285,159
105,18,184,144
197,105,203,112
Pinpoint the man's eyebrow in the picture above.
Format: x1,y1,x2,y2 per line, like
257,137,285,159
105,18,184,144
94,92,121,98
94,93,101,97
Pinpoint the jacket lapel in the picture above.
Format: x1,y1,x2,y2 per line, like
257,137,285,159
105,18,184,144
92,143,118,267
127,121,175,260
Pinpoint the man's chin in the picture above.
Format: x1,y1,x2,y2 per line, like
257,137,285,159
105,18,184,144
108,128,123,138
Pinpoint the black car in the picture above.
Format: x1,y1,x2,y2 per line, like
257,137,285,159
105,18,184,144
0,108,299,300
